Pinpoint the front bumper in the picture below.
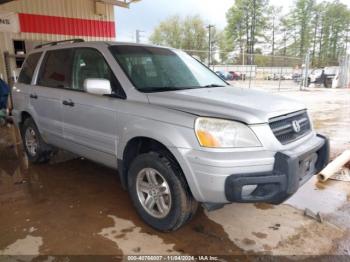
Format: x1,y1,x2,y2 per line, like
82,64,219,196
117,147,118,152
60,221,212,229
175,131,329,204
224,134,329,204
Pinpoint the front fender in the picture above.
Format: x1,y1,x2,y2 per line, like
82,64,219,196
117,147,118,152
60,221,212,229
117,117,205,201
118,117,197,157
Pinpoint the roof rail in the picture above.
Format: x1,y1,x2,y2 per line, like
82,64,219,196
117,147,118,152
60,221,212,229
35,39,85,49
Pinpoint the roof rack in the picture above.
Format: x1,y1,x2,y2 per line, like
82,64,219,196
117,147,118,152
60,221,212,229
35,39,85,49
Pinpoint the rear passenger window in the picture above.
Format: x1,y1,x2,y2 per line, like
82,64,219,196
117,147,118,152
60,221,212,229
18,52,42,84
37,49,74,89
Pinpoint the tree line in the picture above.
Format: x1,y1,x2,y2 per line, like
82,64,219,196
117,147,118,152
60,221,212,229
149,0,350,67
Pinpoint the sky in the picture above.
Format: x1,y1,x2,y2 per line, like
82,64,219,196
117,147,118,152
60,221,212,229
114,0,350,43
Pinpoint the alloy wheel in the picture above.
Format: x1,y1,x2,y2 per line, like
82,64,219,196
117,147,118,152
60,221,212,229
136,168,172,218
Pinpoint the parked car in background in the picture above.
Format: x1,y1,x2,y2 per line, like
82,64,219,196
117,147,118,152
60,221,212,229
282,73,293,80
292,72,302,83
215,70,232,81
308,67,339,88
228,71,241,80
266,73,274,80
13,40,329,232
324,66,339,87
308,68,323,85
266,73,281,80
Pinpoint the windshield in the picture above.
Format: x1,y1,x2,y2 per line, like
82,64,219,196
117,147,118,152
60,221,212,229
109,45,228,93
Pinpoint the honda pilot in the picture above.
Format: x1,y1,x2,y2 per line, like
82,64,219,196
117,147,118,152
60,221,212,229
12,40,329,231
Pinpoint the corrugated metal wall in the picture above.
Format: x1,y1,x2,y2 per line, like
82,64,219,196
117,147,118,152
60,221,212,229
0,0,116,81
0,0,114,22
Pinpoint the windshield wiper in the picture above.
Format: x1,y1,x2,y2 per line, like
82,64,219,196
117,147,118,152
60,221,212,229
142,86,197,93
142,84,226,93
202,84,226,88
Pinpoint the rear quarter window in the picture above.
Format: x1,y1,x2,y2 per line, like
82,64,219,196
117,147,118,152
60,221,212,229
18,52,42,84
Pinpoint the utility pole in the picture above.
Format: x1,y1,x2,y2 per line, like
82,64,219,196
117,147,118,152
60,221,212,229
345,26,349,54
136,30,144,43
311,13,319,66
207,24,215,67
300,50,310,91
283,29,287,56
242,46,245,66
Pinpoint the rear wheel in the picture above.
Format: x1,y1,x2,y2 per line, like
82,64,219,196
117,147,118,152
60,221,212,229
128,152,198,232
21,117,52,164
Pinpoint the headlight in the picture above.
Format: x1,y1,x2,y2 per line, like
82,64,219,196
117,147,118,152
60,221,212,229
195,117,261,148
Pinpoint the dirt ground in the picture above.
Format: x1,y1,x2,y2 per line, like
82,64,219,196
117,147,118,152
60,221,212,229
0,87,349,260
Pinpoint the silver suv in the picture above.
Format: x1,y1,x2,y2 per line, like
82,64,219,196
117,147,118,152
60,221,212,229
12,40,329,231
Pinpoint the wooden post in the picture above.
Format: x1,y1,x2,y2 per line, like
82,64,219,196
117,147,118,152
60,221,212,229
3,51,14,114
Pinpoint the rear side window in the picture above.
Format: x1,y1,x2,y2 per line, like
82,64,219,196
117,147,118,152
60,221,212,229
18,52,42,84
37,49,74,89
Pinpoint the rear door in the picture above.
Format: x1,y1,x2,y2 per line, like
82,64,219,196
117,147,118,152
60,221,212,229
61,47,124,168
33,48,74,146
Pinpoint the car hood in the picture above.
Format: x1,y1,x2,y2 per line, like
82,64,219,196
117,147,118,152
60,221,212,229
146,86,306,124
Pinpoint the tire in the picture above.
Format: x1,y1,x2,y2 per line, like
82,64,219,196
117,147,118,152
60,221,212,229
21,117,52,164
127,151,198,232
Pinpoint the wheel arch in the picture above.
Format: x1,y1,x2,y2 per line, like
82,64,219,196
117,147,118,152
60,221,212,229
118,136,194,197
19,111,33,131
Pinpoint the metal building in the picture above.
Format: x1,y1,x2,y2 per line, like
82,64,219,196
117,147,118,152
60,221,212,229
0,0,139,83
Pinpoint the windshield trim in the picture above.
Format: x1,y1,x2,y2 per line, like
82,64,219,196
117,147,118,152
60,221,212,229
108,45,229,93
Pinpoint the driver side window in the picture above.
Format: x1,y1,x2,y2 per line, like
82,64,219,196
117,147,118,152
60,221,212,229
72,48,125,97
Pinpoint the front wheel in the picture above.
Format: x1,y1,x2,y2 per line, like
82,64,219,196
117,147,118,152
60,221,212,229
128,152,198,232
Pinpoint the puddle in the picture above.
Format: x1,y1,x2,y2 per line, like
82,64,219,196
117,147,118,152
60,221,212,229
0,235,43,255
286,176,348,214
252,232,267,239
0,126,242,256
205,203,308,253
154,208,244,255
274,222,344,255
99,215,178,255
206,201,345,255
336,233,350,255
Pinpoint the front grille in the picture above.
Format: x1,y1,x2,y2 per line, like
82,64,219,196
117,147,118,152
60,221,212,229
269,110,311,145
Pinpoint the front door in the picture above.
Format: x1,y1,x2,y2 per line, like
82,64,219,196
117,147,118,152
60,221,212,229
61,47,123,168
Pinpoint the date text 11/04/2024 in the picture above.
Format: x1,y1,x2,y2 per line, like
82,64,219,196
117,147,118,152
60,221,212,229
126,255,219,261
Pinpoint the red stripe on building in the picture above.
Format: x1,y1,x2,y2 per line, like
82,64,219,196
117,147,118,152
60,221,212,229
18,13,115,38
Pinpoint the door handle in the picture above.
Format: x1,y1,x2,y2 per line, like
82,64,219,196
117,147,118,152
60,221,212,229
30,94,38,99
62,100,75,107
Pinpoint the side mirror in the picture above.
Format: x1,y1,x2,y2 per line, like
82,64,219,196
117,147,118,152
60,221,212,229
84,78,112,96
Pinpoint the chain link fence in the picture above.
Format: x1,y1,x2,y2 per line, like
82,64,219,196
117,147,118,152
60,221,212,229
184,50,350,92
